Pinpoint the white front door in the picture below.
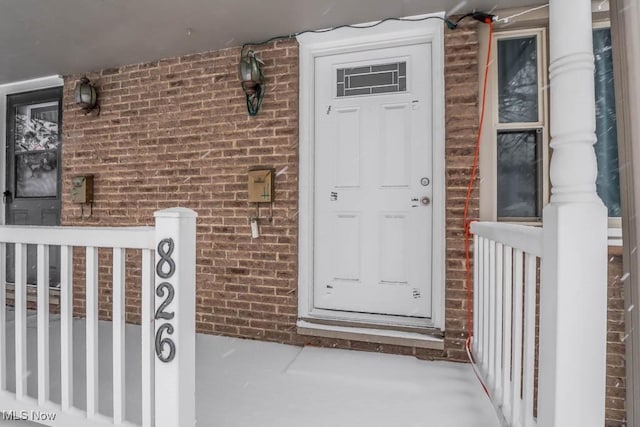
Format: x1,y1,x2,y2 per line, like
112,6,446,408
314,43,433,318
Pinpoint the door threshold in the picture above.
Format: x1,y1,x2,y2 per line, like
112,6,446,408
4,282,61,305
297,319,444,351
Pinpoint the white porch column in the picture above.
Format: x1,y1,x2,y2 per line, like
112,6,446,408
538,1,608,426
153,208,197,427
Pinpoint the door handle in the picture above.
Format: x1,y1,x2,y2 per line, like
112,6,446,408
411,196,430,207
3,190,12,204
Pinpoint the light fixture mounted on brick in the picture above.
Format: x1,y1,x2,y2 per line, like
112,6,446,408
74,76,99,115
238,50,265,116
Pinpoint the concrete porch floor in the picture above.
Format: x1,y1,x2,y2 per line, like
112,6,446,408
1,310,500,426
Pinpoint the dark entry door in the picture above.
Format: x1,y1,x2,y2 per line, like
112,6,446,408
5,87,62,286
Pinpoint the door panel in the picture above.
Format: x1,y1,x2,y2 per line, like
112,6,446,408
380,104,410,187
332,212,361,281
5,87,62,286
314,44,433,318
379,212,409,284
10,210,29,225
334,107,361,188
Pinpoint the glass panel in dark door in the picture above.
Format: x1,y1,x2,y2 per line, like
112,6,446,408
5,87,62,286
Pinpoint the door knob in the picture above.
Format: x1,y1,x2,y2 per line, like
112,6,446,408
3,190,12,204
421,196,430,206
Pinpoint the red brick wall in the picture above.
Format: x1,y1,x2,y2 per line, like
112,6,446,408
607,253,627,426
62,40,301,338
442,21,480,360
61,25,482,360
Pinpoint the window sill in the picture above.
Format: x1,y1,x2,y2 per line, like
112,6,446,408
608,227,622,248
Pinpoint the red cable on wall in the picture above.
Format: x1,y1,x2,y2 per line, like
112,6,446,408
462,21,493,393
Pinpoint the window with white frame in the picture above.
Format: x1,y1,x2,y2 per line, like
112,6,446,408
495,29,547,221
482,24,621,229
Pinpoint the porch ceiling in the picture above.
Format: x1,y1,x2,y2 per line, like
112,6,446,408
0,0,544,85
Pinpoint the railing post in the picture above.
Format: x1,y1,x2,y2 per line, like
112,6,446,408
153,208,197,427
539,1,608,426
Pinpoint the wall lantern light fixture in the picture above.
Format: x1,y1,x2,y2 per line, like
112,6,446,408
74,76,99,115
238,50,265,116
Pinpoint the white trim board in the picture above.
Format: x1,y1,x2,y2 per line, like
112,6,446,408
0,75,63,226
296,13,446,333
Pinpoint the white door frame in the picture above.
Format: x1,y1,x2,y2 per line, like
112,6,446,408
0,75,64,225
296,14,446,330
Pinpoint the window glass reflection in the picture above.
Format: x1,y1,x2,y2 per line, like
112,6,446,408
14,101,60,152
498,37,539,123
497,131,541,219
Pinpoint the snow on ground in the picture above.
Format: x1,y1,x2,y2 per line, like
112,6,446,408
1,312,499,426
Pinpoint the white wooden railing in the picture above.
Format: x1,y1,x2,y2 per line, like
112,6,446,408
471,221,543,427
0,208,196,427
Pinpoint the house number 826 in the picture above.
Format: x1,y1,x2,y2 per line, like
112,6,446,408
155,238,176,363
